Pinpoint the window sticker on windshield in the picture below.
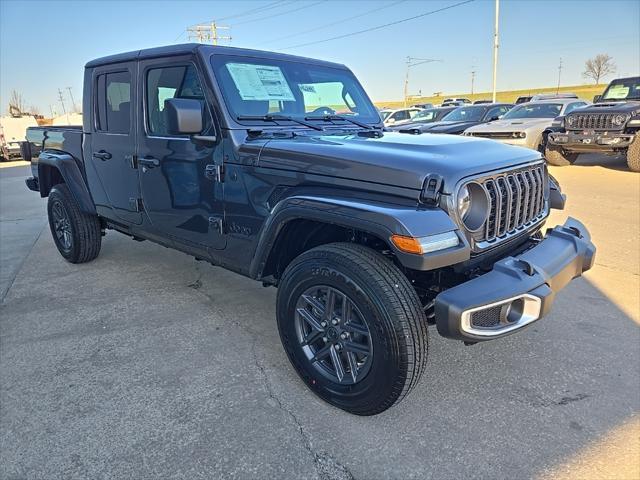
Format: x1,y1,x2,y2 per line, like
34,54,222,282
226,63,295,101
606,85,629,99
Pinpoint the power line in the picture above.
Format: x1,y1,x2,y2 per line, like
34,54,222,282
232,1,324,26
188,22,232,45
175,1,291,42
281,0,475,50
214,0,290,22
263,0,406,45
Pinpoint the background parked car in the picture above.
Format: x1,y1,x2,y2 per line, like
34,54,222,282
473,99,493,104
387,106,457,130
442,97,471,106
515,95,533,104
380,107,423,126
464,98,588,151
411,103,434,109
398,103,513,135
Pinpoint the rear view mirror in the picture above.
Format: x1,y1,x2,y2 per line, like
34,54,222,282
165,98,203,135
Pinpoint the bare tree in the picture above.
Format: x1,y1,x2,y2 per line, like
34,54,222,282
29,105,41,116
8,90,27,115
582,54,616,84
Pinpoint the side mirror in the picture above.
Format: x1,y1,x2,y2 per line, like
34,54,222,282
387,118,396,125
593,94,602,103
497,114,504,119
165,98,203,135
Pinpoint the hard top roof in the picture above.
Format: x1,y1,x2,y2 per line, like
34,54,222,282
85,43,347,69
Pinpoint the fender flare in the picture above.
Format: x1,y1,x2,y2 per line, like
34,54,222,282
250,195,470,277
37,151,96,214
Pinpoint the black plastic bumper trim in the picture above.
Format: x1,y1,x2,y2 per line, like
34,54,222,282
435,217,596,341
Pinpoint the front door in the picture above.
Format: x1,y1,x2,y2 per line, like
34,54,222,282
137,57,225,250
89,61,142,225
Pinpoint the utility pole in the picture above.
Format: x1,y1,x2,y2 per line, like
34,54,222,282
66,87,77,113
470,67,476,99
556,58,563,94
403,56,440,107
491,0,500,102
187,22,231,45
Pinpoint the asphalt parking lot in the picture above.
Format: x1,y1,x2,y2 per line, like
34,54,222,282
1,155,638,480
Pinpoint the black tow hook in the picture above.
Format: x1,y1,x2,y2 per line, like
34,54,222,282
516,259,536,276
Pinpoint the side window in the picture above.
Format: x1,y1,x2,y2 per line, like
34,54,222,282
146,64,206,136
95,71,131,134
485,107,502,120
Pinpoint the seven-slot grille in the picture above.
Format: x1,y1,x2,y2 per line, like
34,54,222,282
567,113,622,131
479,164,547,243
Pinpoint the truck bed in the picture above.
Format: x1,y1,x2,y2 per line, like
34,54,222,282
25,125,83,163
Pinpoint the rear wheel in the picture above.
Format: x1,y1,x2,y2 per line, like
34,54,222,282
47,183,101,263
626,137,640,172
276,242,428,415
545,146,579,166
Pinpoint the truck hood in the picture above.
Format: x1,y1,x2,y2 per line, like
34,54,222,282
466,117,552,132
253,131,540,194
572,101,640,114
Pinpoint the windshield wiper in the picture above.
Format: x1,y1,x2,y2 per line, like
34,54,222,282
305,114,375,130
237,114,324,131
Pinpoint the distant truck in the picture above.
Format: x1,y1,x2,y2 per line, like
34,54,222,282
546,77,640,171
0,114,38,161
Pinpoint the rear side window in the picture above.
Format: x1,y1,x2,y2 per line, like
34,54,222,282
95,71,131,134
146,64,205,136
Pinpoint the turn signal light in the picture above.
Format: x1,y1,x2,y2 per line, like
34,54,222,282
391,231,460,255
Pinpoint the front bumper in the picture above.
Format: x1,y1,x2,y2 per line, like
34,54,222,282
435,218,595,342
548,131,634,152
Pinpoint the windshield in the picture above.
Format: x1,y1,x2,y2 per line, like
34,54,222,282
211,54,380,124
601,78,640,101
441,106,485,122
380,110,392,120
502,103,562,119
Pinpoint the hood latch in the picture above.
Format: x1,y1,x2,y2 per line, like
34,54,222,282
420,174,444,205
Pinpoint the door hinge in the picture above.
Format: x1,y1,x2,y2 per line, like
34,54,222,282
208,216,225,234
205,164,224,182
129,197,143,212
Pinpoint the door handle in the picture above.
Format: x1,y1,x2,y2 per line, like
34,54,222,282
139,157,160,168
92,150,112,160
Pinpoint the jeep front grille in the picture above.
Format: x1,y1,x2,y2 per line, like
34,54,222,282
477,163,547,246
567,113,622,131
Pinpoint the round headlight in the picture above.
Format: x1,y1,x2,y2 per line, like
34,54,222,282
566,115,575,127
457,182,489,231
458,185,471,220
612,114,627,126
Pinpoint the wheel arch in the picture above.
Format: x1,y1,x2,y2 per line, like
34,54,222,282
250,195,466,281
38,151,96,214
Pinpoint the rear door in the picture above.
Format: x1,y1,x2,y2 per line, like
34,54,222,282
136,56,225,250
89,62,142,224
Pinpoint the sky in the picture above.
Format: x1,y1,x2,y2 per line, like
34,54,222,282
1,0,639,116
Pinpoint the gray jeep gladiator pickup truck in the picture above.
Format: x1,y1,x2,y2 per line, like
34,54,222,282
546,76,640,171
24,44,595,415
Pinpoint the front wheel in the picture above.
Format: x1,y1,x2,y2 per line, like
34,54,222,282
545,146,579,166
626,137,640,172
276,243,428,415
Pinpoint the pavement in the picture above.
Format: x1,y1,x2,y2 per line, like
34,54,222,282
1,156,638,480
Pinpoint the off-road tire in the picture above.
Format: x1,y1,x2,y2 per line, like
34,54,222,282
47,183,101,263
545,146,579,166
276,242,428,415
626,137,640,172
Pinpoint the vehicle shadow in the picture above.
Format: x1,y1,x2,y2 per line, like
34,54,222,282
573,152,631,172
